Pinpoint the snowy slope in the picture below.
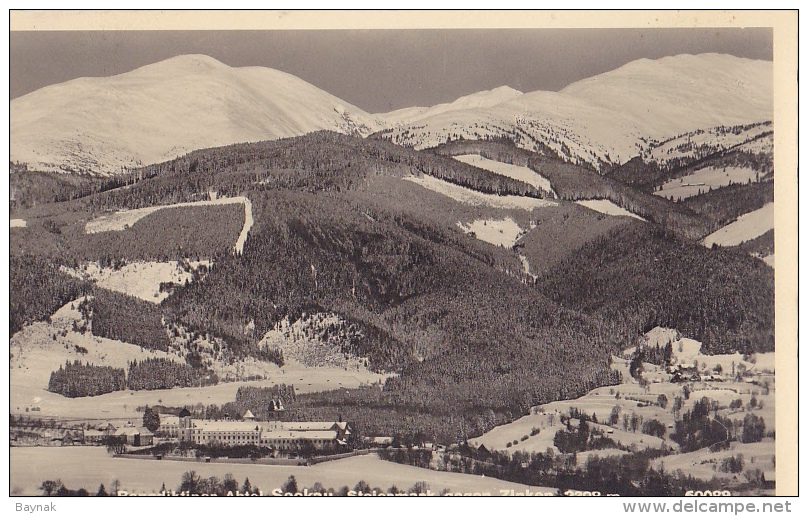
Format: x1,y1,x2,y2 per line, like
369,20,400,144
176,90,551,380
380,54,772,170
376,85,523,126
702,203,774,247
644,122,773,168
453,154,555,196
11,54,382,176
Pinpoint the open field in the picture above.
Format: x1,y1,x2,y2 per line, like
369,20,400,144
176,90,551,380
575,199,646,221
9,447,544,496
11,358,390,420
62,261,210,303
455,217,524,247
651,440,775,483
703,203,774,248
453,154,555,195
404,175,557,210
654,167,760,200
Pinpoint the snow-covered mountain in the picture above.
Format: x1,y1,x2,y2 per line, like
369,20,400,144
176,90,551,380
376,85,523,126
11,54,383,176
11,53,772,176
379,54,772,170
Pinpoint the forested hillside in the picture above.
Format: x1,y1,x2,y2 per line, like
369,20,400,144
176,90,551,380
84,131,549,214
537,223,774,355
430,139,710,240
10,130,774,440
9,255,90,336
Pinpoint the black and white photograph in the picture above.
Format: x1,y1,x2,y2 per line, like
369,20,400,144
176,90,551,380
5,9,799,504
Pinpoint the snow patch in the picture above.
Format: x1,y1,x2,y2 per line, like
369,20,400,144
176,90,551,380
62,261,210,303
259,313,374,372
455,218,523,247
85,196,248,233
236,196,253,254
85,196,252,254
453,154,555,197
576,199,646,221
519,254,537,279
702,203,774,247
10,219,26,228
654,167,762,200
404,175,557,211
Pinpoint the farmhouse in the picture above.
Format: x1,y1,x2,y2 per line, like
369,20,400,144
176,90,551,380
83,429,107,445
114,426,154,447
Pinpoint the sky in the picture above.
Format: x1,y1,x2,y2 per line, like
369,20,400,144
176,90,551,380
9,28,772,113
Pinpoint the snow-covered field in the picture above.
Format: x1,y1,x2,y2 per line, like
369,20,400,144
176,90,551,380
645,123,772,166
10,298,185,391
404,175,557,211
11,359,389,421
654,167,761,200
650,440,775,483
702,203,774,247
575,199,646,221
455,218,523,247
85,196,248,232
453,154,555,196
10,218,27,227
378,86,524,126
62,261,210,303
9,448,544,496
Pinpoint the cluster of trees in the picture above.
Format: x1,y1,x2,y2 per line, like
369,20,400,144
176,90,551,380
233,384,297,420
10,170,99,211
633,342,674,368
47,360,126,397
378,444,729,496
176,471,260,496
737,230,774,259
9,255,89,336
39,479,109,497
127,358,217,391
80,291,170,351
46,356,219,398
670,397,735,452
77,203,245,263
553,418,618,454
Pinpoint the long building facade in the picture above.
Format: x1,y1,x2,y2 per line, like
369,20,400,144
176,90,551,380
173,408,351,451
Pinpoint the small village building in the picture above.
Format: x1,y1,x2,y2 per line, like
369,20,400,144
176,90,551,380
83,429,106,445
114,426,154,446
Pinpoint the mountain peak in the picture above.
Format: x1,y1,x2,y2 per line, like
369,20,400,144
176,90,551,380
128,54,230,76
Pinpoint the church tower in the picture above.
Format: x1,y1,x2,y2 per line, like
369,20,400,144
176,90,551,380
178,407,192,442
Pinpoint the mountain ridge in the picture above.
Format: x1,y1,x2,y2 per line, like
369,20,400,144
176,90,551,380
11,54,383,176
